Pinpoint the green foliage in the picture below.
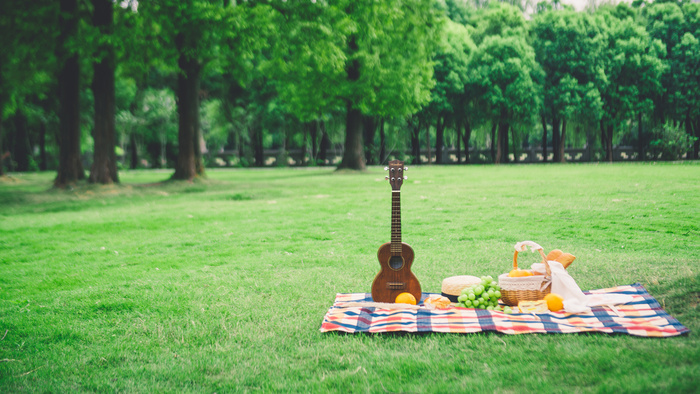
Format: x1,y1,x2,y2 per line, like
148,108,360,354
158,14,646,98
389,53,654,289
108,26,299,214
138,89,177,141
532,10,605,127
596,8,666,127
468,2,528,46
270,0,441,121
468,33,539,126
429,19,475,115
672,30,700,123
650,121,698,159
0,0,58,120
3,0,700,173
200,99,232,154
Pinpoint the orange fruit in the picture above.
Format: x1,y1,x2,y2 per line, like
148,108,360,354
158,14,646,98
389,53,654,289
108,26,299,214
544,293,564,312
508,269,534,277
395,292,417,305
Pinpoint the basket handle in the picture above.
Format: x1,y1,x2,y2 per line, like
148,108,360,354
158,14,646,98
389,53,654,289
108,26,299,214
513,241,552,277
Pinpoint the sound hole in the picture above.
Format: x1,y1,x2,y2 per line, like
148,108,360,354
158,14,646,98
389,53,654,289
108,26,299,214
389,255,404,270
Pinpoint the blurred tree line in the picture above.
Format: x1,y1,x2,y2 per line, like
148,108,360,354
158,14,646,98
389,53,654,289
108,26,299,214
0,0,698,185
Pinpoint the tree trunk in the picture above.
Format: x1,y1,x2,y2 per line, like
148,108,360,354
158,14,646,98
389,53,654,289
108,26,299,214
0,121,4,176
541,114,548,163
89,0,118,184
129,133,138,169
637,112,644,161
0,82,4,175
490,122,497,163
362,115,376,165
300,122,308,165
559,118,567,163
311,119,319,163
338,102,365,170
411,117,421,165
426,122,432,164
276,123,287,166
13,112,30,172
503,122,510,163
463,120,472,164
379,119,386,164
338,35,365,171
435,116,445,164
600,121,606,161
601,122,613,162
552,116,560,163
495,119,508,164
256,121,263,166
252,119,264,167
606,125,613,162
511,126,518,164
238,125,244,165
319,120,331,165
173,37,204,180
194,109,205,174
55,0,85,187
694,117,699,160
456,119,462,164
38,121,47,171
683,111,692,160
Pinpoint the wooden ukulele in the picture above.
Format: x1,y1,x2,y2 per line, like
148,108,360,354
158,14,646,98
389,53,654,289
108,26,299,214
371,160,422,303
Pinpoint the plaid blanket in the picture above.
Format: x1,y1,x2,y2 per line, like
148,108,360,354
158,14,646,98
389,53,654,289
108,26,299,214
320,283,689,337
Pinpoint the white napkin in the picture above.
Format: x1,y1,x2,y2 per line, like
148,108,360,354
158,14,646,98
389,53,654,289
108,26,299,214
529,261,632,313
531,261,589,313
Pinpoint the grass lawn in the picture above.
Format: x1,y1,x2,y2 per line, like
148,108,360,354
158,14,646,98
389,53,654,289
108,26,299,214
1,162,698,392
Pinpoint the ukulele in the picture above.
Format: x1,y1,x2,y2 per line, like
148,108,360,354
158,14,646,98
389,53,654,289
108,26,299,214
371,160,422,303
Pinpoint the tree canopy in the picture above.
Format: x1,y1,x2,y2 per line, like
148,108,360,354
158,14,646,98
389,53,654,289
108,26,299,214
1,0,699,180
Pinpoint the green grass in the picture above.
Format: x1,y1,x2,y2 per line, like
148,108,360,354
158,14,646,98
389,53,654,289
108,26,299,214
1,163,698,392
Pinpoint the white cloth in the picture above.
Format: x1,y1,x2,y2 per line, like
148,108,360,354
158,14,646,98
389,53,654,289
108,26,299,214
529,261,632,313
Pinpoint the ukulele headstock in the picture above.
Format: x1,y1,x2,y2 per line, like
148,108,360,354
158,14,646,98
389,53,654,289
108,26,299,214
384,160,408,191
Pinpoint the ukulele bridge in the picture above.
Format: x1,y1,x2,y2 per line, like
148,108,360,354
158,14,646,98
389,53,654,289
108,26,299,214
386,282,406,290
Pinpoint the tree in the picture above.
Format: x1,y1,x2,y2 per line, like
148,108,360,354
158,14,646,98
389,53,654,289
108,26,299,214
468,4,539,164
1,1,59,176
678,3,700,158
270,0,440,171
532,10,604,163
140,0,233,180
422,19,475,164
55,0,86,187
468,2,528,46
643,2,685,126
89,0,119,184
596,6,665,162
673,31,700,159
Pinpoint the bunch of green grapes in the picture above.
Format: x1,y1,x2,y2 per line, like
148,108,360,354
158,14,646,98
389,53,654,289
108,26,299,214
457,276,514,314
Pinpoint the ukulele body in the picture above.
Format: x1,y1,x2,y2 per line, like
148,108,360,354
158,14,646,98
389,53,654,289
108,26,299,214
371,241,421,303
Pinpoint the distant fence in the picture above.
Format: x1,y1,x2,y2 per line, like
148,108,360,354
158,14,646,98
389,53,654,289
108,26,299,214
211,145,686,167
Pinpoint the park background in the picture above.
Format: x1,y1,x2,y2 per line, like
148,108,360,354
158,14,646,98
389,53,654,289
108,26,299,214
1,0,699,183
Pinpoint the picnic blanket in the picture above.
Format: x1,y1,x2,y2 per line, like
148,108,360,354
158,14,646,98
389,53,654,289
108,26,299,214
320,283,689,337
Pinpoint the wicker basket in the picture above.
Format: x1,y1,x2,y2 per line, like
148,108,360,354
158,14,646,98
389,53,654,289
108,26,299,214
498,241,552,306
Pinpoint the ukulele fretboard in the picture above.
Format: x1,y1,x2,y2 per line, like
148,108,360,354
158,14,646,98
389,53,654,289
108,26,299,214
391,191,402,254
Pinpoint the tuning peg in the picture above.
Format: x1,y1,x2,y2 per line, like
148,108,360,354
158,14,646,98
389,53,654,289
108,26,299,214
404,166,408,171
385,176,389,180
384,166,389,171
404,176,408,180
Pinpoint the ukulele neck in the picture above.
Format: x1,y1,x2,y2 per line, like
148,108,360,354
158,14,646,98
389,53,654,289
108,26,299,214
390,191,402,255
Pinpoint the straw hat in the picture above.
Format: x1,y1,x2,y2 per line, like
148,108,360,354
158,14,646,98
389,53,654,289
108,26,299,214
441,275,481,302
